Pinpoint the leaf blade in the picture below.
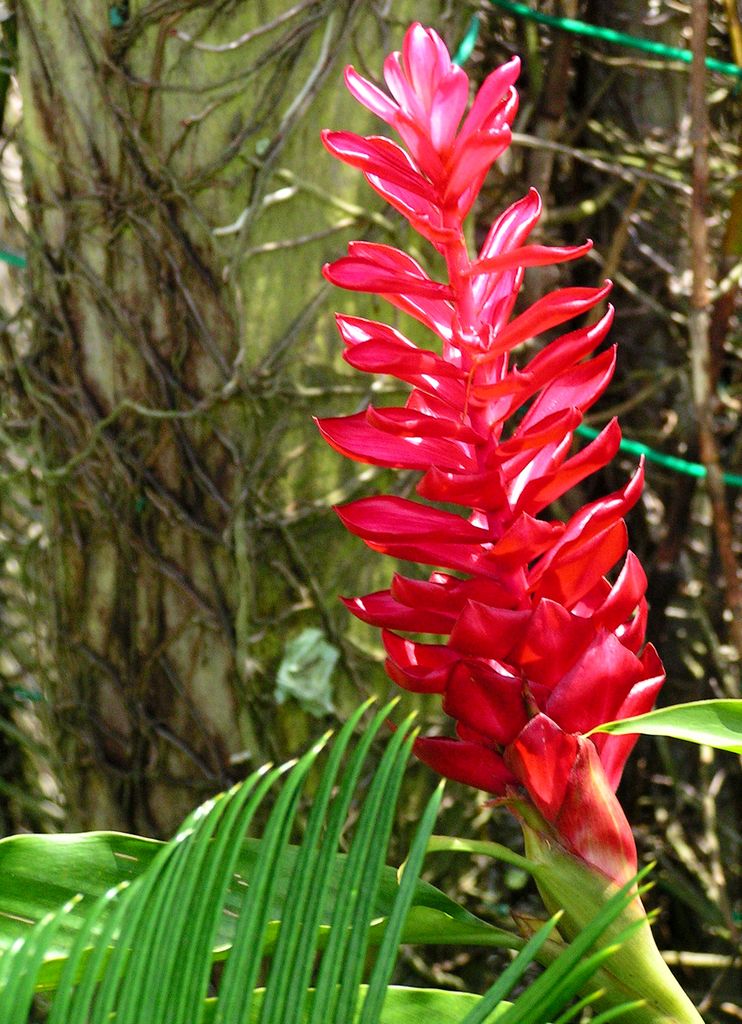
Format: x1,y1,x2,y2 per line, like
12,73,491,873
590,699,742,753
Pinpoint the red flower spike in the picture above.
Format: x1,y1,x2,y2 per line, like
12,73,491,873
320,23,666,887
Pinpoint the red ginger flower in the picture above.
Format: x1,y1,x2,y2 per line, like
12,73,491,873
318,24,665,887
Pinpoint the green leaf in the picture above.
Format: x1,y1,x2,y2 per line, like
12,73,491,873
0,714,644,1024
253,699,377,1024
0,833,515,992
427,834,536,873
458,913,564,1024
0,709,521,1024
357,782,445,1024
489,870,653,1024
590,699,742,753
306,714,422,1024
200,987,502,1024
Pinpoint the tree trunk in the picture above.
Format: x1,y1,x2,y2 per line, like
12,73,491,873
13,0,459,834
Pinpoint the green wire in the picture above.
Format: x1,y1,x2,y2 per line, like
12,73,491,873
0,247,25,268
488,0,742,80
453,15,481,66
109,6,128,29
577,423,742,488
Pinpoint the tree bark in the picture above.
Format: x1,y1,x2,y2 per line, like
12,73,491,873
13,0,458,833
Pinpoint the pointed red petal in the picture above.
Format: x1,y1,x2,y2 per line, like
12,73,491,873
449,601,531,659
515,599,595,688
530,464,644,590
341,590,455,633
478,282,613,365
553,736,638,884
505,715,637,884
456,56,520,146
468,240,593,277
515,348,617,431
545,630,647,734
382,630,457,693
336,495,489,543
593,551,647,634
593,644,665,789
443,661,527,746
323,255,453,298
515,419,622,515
417,466,509,508
490,513,564,570
316,412,471,471
413,735,517,794
392,572,521,619
321,131,434,198
473,308,614,409
344,64,399,122
534,520,629,608
505,713,577,819
366,405,482,443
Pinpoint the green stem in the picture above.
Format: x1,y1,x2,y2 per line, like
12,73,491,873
517,804,706,1024
427,834,537,873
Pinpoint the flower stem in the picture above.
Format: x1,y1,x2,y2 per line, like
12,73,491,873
427,834,537,873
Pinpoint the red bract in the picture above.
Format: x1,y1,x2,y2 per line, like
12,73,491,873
319,23,665,886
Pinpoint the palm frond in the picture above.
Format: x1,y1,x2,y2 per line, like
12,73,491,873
0,704,640,1023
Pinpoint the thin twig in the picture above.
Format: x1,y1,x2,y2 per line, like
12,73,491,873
688,0,742,673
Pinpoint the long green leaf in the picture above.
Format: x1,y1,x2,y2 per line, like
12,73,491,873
115,785,245,1024
258,699,392,1024
307,714,417,1024
211,736,330,1024
169,763,290,1024
46,881,131,1024
458,912,564,1024
551,987,606,1024
201,986,496,1024
84,786,254,1024
0,898,80,1024
589,1000,647,1023
357,781,445,1024
0,717,638,1024
491,870,654,1024
125,758,294,1024
590,699,742,753
0,813,514,994
32,720,405,1021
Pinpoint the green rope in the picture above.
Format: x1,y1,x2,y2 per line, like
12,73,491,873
109,4,129,28
487,0,742,80
577,424,742,488
0,247,25,268
453,14,481,66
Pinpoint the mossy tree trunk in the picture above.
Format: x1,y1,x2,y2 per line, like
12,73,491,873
13,0,459,833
